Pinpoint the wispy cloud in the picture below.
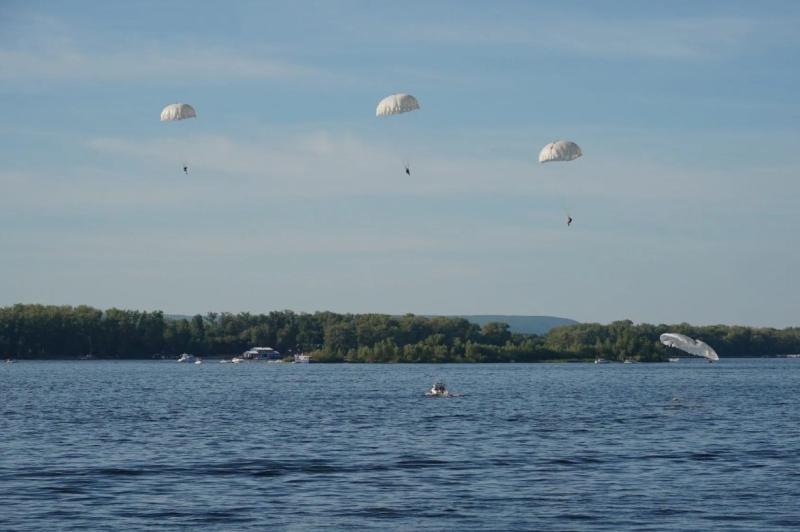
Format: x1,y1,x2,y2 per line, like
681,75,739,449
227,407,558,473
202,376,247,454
0,45,315,83
0,13,316,84
392,15,762,60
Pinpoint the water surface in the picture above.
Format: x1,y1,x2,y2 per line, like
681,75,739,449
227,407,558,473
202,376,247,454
2,359,799,530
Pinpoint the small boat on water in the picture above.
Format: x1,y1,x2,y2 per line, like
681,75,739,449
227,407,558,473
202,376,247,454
194,359,202,365
594,358,609,364
426,382,449,397
668,357,680,363
177,353,196,363
293,354,311,364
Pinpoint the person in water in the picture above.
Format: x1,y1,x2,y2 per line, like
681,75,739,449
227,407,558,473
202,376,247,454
567,216,573,226
183,165,188,175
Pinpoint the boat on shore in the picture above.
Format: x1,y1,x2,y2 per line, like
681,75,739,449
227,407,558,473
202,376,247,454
293,354,311,363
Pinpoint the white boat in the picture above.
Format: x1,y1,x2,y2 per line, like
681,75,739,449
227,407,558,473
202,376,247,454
594,358,609,364
668,357,680,363
177,353,196,363
194,359,202,365
293,354,311,363
231,357,244,364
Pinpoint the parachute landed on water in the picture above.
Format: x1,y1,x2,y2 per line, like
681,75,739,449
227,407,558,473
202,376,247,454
660,333,719,362
538,140,582,163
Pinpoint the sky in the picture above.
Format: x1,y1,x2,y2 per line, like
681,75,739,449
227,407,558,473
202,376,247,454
1,1,799,327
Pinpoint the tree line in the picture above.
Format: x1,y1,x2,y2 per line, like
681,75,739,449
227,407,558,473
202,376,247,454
1,304,799,362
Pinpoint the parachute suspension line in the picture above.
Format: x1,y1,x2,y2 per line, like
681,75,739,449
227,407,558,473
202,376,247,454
561,201,572,227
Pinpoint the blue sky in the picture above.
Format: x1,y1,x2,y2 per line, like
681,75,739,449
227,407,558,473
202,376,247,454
1,1,799,326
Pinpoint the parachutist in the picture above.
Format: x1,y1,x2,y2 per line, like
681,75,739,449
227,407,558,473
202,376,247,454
405,166,411,176
567,216,572,226
183,165,188,175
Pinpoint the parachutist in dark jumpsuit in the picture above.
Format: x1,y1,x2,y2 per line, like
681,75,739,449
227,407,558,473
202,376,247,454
405,165,411,176
183,165,188,175
567,216,573,227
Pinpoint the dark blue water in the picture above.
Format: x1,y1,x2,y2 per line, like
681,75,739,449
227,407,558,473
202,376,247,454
2,359,799,531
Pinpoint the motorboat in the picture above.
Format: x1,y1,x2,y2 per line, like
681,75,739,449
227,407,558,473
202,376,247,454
668,357,680,363
293,354,311,363
426,382,449,397
594,358,609,364
194,359,202,365
231,357,244,364
177,353,196,363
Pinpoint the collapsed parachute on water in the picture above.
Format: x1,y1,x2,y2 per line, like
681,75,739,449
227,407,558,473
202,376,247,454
376,93,420,117
660,333,719,362
538,140,582,163
160,103,196,122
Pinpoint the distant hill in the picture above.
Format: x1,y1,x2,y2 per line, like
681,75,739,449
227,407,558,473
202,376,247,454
452,315,579,335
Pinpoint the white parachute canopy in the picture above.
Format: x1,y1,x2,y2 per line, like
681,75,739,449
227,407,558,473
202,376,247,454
538,140,582,163
376,93,420,117
160,103,196,122
660,333,720,361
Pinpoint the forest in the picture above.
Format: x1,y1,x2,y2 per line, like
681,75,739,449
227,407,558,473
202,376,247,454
2,304,799,362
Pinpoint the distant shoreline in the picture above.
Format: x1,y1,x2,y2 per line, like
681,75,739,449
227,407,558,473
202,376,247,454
3,304,799,363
